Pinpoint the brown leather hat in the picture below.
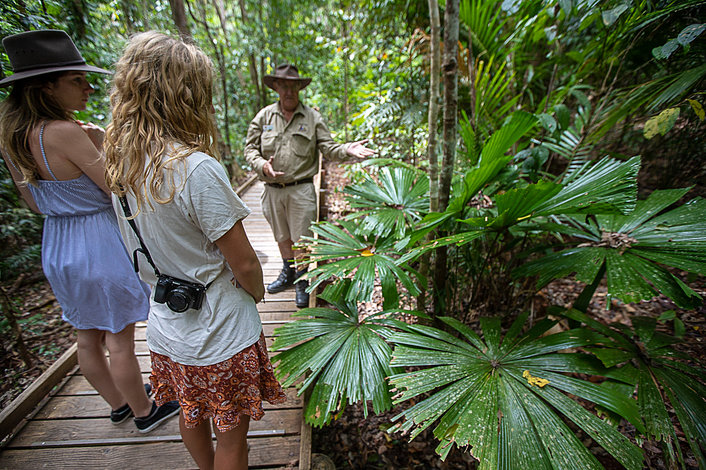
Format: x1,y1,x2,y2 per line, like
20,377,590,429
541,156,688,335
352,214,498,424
0,30,110,87
263,64,311,91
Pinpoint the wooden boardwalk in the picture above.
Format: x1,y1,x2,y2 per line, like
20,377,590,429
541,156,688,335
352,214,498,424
0,179,311,470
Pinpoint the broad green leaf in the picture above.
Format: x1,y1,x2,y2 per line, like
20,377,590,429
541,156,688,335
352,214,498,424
534,156,640,216
643,107,680,139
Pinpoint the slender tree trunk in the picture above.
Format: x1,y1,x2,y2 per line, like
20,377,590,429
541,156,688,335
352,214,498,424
68,0,86,40
168,0,191,40
432,0,459,315
427,0,441,213
258,3,267,106
341,1,350,141
417,0,441,314
120,0,135,33
238,0,264,112
187,0,237,179
438,0,459,211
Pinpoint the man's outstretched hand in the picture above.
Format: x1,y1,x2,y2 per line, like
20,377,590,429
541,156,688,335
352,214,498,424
263,156,285,178
346,139,376,159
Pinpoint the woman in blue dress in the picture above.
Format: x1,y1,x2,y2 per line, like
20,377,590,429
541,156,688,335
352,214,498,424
0,30,178,432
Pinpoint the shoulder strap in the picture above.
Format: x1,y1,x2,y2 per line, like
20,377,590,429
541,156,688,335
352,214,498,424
38,122,59,181
118,195,161,278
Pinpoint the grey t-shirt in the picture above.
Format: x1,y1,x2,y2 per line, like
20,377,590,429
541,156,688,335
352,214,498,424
113,151,262,366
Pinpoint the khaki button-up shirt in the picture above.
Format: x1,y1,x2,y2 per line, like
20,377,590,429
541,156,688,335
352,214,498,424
244,102,350,184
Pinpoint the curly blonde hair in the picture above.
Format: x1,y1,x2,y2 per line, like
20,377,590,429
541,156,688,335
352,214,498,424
104,31,219,210
0,73,73,185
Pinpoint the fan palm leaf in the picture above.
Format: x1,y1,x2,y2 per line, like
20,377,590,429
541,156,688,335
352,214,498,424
563,309,706,469
299,219,419,308
343,165,429,239
270,282,402,427
388,313,644,468
515,189,706,308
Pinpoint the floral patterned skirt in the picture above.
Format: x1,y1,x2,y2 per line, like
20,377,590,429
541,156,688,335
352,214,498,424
149,332,287,432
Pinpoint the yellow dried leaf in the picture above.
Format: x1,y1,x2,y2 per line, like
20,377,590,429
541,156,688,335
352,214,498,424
523,370,550,388
360,247,374,257
688,99,705,120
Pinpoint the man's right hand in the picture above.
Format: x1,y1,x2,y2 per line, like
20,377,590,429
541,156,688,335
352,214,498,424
263,156,285,178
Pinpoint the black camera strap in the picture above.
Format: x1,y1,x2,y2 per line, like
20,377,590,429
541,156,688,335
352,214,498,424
118,195,162,278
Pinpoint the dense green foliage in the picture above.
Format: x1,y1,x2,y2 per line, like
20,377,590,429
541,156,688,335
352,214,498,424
1,0,705,468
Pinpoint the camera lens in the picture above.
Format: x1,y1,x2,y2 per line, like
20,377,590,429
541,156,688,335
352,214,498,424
166,287,191,313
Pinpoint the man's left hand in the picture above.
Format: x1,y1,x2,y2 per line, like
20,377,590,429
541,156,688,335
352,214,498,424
346,139,376,159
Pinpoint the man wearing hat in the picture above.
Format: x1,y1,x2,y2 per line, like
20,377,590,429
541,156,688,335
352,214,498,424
245,64,374,308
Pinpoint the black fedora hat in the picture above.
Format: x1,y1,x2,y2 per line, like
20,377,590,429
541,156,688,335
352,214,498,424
0,30,110,88
263,64,311,91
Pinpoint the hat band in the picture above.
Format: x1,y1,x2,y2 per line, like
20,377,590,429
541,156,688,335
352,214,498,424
13,59,87,73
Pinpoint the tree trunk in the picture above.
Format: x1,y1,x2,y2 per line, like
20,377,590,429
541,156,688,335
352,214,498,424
427,0,441,213
341,1,350,141
432,0,459,315
438,0,459,211
417,0,441,314
238,0,264,112
168,0,191,40
120,0,135,33
67,0,87,40
187,0,236,178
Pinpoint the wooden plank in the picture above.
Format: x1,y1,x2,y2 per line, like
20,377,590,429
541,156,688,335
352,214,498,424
8,409,302,447
0,435,301,469
0,343,78,442
33,389,303,419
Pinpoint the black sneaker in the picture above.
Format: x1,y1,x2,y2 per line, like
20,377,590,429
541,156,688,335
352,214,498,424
267,265,296,294
134,400,180,433
110,383,153,425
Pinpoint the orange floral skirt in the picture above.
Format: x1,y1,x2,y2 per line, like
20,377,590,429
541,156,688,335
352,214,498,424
149,332,287,432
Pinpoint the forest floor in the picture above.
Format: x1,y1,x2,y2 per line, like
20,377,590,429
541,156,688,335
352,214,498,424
0,160,704,469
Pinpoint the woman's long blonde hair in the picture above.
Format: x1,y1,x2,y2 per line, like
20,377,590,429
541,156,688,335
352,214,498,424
0,73,73,185
104,31,219,210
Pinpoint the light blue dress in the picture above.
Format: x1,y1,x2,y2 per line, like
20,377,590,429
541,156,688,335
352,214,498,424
26,123,149,333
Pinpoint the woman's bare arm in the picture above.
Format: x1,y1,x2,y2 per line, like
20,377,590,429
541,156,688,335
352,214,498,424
215,220,265,302
2,153,40,213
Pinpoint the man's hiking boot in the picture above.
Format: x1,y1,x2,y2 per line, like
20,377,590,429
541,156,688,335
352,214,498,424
267,264,296,294
295,279,309,308
134,400,180,433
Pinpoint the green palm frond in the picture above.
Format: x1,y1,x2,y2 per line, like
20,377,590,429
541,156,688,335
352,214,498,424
388,313,644,468
446,111,539,215
533,156,640,216
473,58,520,136
298,219,420,308
563,309,706,469
460,0,506,61
515,189,706,308
343,166,429,239
270,282,403,427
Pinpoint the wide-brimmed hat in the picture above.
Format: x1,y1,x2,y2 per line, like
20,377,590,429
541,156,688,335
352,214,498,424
263,64,311,91
0,30,110,87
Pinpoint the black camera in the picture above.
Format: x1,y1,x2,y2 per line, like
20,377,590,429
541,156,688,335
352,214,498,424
153,274,207,313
